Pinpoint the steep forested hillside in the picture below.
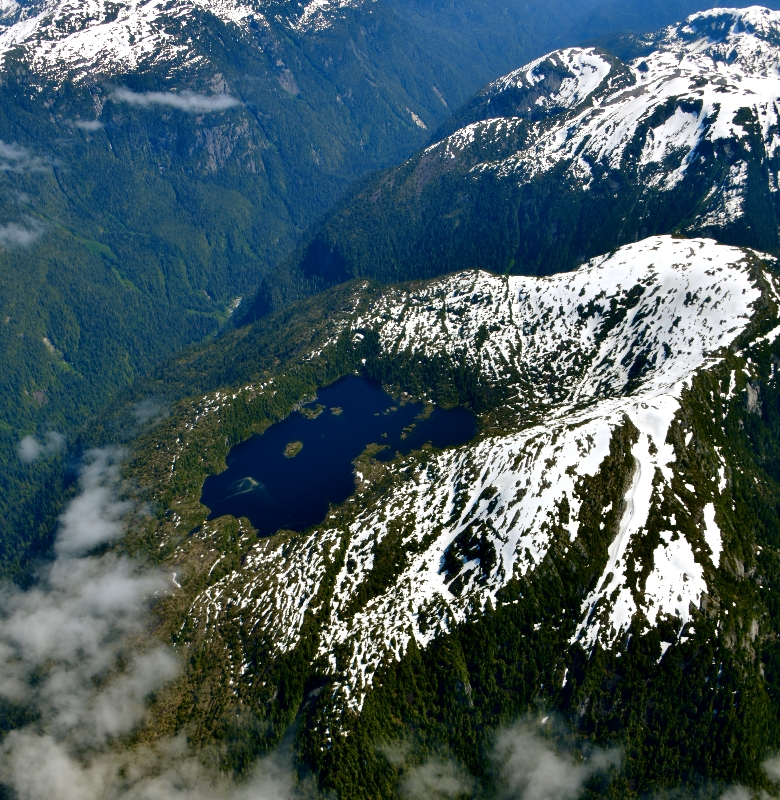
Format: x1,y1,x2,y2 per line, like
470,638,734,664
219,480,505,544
29,233,780,800
9,7,780,800
245,6,780,319
0,0,634,570
4,0,776,570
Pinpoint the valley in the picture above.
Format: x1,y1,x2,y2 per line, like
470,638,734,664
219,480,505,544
6,4,780,800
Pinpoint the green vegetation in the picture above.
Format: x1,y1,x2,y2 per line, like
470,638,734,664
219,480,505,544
0,0,671,567
284,441,304,458
300,405,325,420
241,56,780,323
39,262,772,798
9,5,780,795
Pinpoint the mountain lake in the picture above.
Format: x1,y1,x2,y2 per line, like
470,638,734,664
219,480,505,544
200,376,477,536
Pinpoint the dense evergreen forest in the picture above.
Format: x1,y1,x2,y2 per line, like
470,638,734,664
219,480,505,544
0,0,748,577
6,5,780,800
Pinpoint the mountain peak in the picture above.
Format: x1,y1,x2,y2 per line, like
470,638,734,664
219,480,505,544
0,0,369,79
486,47,615,113
189,236,779,716
658,5,780,74
422,5,780,232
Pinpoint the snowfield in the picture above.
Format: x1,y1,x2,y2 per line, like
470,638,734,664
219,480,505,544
0,0,369,78
427,6,780,226
190,236,780,715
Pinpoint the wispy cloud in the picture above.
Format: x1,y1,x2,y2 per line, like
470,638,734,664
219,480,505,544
73,119,103,131
0,447,311,800
0,449,176,758
112,88,242,113
132,397,170,429
17,430,65,463
386,716,620,800
492,717,620,800
400,757,474,799
0,140,48,172
0,217,44,248
54,448,132,557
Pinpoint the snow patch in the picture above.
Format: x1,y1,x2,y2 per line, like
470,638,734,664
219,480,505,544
186,236,773,714
702,502,722,567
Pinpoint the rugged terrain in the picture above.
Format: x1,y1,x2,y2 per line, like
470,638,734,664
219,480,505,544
96,233,780,797
1,0,655,574
7,6,780,800
249,6,780,314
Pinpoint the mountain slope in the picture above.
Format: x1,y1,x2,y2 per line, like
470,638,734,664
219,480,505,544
91,234,780,797
10,5,780,798
0,0,627,569
246,6,780,317
6,0,775,570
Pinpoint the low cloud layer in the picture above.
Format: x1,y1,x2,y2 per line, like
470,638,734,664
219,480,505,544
0,448,301,800
492,718,620,800
54,447,132,557
396,718,778,800
401,757,474,799
0,140,48,172
132,397,170,429
0,448,179,795
18,430,65,462
0,216,44,248
394,717,619,800
112,88,242,113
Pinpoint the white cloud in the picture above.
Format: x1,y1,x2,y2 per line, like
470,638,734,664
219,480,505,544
0,140,47,171
0,217,44,248
55,448,132,557
0,447,305,800
717,787,753,800
388,717,620,800
17,431,64,463
492,717,620,800
73,119,103,131
132,398,170,428
400,758,473,799
765,755,780,783
112,88,242,113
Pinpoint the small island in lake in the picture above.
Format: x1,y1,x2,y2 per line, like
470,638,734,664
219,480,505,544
284,441,304,458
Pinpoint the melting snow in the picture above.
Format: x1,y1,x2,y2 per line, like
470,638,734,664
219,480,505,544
189,235,771,713
702,502,723,567
425,7,780,222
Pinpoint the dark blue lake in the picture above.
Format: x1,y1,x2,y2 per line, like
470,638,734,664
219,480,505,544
200,376,477,536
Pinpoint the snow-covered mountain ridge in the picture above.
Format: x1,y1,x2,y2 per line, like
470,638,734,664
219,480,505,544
429,6,780,226
0,0,366,79
185,236,780,720
254,6,780,323
428,6,780,227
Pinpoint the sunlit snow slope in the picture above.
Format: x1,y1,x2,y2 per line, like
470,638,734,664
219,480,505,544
188,236,780,717
434,6,780,225
0,0,367,78
265,6,780,315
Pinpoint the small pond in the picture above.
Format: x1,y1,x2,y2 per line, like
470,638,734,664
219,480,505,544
200,376,477,536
